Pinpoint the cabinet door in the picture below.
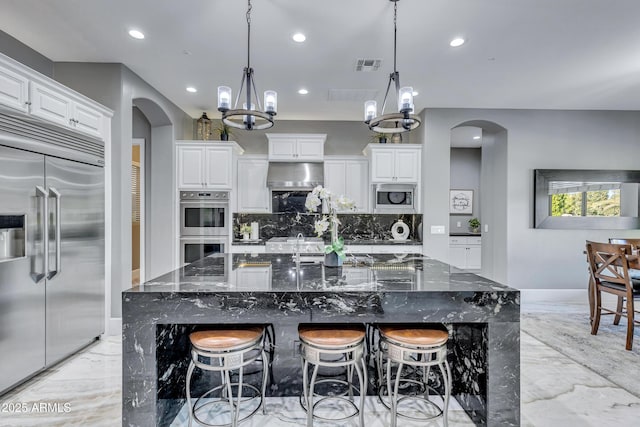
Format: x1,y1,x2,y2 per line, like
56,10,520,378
268,138,297,160
73,102,104,139
237,159,270,212
29,82,73,128
177,146,205,188
296,137,324,160
0,66,29,113
467,246,482,269
370,149,395,183
204,146,233,188
323,160,347,200
449,245,467,269
394,149,420,183
345,160,369,213
235,267,272,290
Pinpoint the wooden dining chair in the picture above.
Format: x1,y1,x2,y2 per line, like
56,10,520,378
585,241,640,350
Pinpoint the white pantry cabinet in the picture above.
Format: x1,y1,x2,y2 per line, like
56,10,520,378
266,133,326,161
176,141,243,189
323,157,369,213
0,52,111,140
364,144,421,184
449,236,482,270
236,157,270,213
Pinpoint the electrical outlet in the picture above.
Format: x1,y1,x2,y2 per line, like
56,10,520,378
456,221,461,228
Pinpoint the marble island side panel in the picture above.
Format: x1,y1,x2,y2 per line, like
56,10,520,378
122,255,519,427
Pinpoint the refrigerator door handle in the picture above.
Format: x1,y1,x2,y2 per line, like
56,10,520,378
33,185,48,283
48,187,61,279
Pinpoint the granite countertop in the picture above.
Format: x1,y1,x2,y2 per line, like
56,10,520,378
125,253,515,294
450,233,482,236
231,238,423,246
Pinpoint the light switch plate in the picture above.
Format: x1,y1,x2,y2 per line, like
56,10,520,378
431,225,446,234
484,224,489,232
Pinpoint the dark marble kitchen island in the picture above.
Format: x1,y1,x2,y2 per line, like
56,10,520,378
122,253,520,427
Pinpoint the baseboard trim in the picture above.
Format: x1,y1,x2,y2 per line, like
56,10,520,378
106,317,122,336
520,288,617,307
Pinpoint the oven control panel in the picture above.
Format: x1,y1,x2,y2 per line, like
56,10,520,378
180,191,229,200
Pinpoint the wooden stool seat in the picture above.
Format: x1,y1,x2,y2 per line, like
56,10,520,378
298,324,366,347
379,326,448,347
189,327,264,351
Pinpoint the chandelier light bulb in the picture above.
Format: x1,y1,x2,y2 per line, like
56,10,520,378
398,87,414,113
264,90,277,114
364,100,377,122
217,86,232,111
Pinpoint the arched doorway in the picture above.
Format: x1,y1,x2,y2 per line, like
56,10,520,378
450,120,507,283
131,98,174,282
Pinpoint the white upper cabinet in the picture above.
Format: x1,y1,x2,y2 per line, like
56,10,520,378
266,133,326,161
324,157,369,213
0,65,29,113
364,144,421,184
29,82,74,127
236,157,270,213
176,142,243,190
0,53,111,140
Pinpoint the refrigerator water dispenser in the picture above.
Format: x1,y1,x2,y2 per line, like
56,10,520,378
0,215,25,261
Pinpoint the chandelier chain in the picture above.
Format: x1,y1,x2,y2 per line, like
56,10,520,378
246,0,252,69
393,0,397,73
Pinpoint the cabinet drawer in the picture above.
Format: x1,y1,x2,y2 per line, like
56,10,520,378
449,237,467,245
468,237,482,245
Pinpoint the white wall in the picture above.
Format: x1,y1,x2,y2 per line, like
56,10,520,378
53,63,193,318
421,108,640,290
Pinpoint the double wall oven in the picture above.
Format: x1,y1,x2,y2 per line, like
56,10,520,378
179,191,228,264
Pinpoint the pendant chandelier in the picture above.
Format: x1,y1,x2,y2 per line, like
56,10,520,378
217,0,277,130
364,0,421,134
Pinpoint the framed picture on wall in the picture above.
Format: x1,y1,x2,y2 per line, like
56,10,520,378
450,189,473,215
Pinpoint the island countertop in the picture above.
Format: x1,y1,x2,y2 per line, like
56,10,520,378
124,253,507,294
123,253,520,427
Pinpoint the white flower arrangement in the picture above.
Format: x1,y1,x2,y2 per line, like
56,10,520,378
305,185,355,259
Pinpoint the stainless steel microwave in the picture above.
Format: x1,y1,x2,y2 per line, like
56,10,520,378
374,185,415,213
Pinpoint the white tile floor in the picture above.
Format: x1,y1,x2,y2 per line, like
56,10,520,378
1,302,639,426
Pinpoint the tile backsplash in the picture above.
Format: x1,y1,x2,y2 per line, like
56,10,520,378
233,213,422,241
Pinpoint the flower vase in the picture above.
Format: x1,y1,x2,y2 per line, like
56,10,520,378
243,233,250,241
324,251,343,267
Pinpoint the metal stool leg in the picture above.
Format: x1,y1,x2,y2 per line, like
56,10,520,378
307,364,320,427
186,361,195,427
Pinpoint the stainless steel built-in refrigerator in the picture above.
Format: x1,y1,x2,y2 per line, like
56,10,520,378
0,111,104,394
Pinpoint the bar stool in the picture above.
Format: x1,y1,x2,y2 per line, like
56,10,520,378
376,325,451,427
186,326,269,427
298,324,367,427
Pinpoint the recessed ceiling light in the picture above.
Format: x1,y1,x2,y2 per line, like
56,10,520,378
412,90,419,97
128,29,145,40
473,136,481,140
298,89,309,95
186,87,197,93
450,37,465,47
292,33,306,43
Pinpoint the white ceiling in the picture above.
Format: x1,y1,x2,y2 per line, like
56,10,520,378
2,0,640,121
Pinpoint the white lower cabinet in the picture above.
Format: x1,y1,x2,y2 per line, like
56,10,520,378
449,236,481,270
234,266,272,290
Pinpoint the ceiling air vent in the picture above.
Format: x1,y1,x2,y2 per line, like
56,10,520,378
355,58,382,72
